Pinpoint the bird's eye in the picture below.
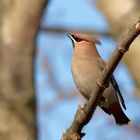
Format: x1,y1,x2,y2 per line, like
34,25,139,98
73,37,83,42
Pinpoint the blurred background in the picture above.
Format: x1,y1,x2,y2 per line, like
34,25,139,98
0,0,140,140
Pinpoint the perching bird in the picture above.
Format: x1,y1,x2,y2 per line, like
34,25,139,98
68,33,131,125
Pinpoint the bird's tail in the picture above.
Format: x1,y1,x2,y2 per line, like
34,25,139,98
109,102,132,126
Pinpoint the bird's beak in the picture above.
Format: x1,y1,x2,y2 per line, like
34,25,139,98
67,34,76,43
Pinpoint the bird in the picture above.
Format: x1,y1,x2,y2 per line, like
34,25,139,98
67,33,131,125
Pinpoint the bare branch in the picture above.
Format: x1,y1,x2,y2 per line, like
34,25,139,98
62,18,140,140
40,26,112,36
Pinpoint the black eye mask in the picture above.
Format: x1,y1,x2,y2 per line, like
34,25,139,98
71,35,84,42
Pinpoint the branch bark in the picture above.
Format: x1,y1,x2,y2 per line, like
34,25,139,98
62,18,140,140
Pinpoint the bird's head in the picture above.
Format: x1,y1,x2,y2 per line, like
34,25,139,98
67,33,101,48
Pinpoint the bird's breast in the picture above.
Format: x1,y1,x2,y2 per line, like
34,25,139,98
72,58,101,99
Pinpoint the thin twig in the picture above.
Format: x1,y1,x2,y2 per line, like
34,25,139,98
62,18,140,140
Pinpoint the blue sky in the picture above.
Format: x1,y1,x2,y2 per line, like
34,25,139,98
42,0,108,30
35,0,140,140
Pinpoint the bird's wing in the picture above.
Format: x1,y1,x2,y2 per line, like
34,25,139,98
96,58,106,70
110,76,126,110
97,58,126,110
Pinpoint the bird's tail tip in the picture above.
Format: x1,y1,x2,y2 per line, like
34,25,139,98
117,120,132,126
109,101,131,126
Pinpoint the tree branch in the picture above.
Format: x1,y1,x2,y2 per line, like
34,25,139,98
40,26,112,36
62,18,140,140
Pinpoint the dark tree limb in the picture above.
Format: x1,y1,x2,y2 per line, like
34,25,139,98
62,18,140,140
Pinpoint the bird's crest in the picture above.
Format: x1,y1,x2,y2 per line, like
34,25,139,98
68,34,101,45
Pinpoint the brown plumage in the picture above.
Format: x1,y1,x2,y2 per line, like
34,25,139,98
68,33,131,125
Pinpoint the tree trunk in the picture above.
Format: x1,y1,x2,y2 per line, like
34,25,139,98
0,0,48,140
97,0,140,95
